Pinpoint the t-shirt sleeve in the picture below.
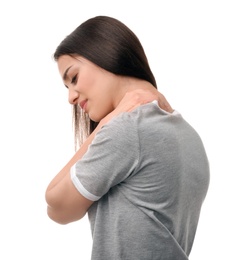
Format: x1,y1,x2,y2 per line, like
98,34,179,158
71,113,139,201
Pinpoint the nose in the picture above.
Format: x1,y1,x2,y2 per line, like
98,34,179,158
68,88,79,105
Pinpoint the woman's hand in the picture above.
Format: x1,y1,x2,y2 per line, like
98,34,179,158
116,88,173,113
100,88,173,126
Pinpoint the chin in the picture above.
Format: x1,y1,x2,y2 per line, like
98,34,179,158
89,111,108,123
89,113,101,123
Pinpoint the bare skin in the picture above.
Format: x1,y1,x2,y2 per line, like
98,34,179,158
45,55,173,224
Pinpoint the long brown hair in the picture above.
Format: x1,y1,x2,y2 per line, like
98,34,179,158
54,16,157,149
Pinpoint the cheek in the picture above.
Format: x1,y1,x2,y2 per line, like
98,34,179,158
78,71,96,93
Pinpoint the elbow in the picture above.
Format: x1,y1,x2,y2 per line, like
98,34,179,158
45,191,68,225
45,180,88,224
45,193,86,224
46,205,86,225
46,205,71,225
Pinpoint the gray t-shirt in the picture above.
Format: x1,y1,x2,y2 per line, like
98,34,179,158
71,101,210,260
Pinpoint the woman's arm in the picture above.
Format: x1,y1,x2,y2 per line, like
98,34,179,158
45,89,173,224
45,121,105,224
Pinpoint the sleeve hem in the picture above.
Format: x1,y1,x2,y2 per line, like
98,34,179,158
70,166,101,201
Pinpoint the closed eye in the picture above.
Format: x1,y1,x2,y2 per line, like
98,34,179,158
71,74,78,84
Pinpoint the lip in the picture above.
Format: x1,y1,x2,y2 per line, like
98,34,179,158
79,100,88,111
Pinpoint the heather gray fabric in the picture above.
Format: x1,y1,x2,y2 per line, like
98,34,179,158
71,101,210,260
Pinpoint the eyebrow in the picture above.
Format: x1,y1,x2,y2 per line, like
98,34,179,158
63,66,72,81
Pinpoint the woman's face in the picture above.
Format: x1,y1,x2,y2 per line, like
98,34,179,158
57,55,123,122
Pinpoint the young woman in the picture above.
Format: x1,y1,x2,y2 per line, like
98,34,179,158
45,16,210,260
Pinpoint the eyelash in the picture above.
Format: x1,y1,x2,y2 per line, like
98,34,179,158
71,74,78,84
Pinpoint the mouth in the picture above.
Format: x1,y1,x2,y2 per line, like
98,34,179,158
79,100,88,111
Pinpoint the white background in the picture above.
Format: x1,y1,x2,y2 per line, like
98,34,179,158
0,0,234,259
